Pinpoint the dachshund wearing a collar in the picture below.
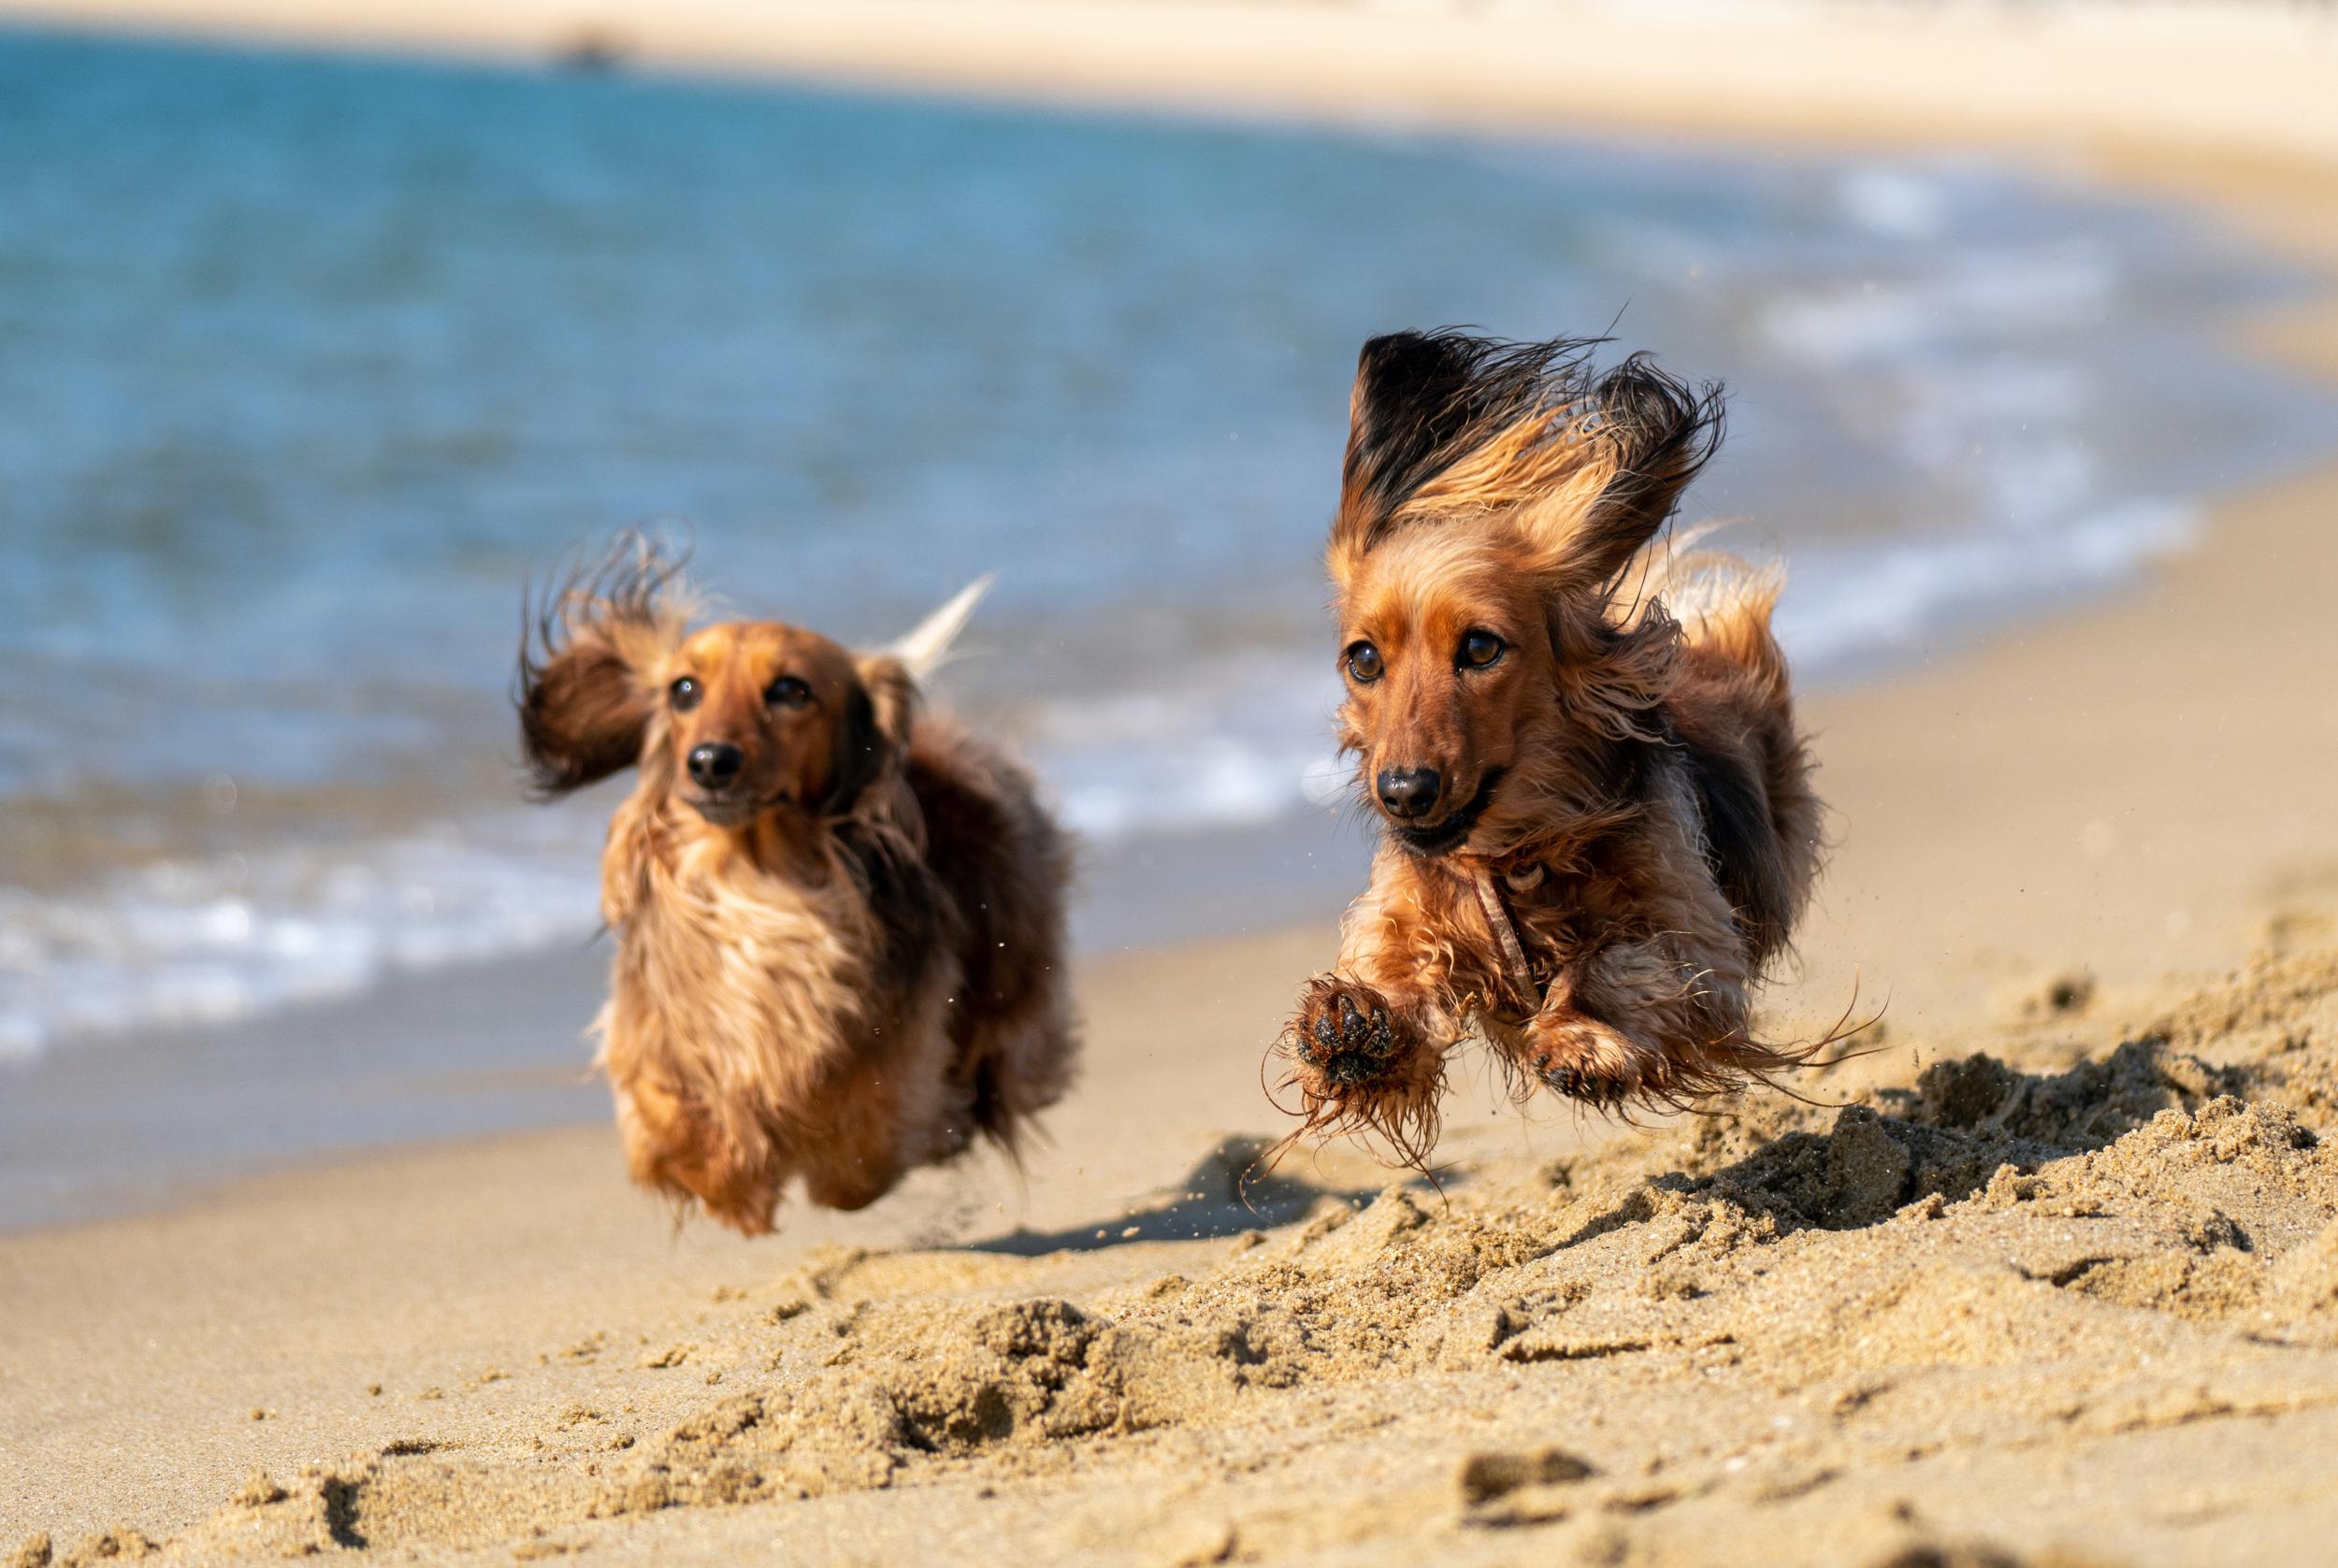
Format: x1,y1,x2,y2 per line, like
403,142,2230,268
520,539,1075,1232
1280,331,1824,1162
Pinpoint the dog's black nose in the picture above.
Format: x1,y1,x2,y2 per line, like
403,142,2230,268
1376,767,1442,820
687,741,745,790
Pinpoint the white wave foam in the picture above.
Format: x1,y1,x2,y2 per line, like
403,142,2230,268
1777,499,2198,674
1026,654,1346,842
1836,165,1949,241
0,811,604,1063
1764,245,2117,367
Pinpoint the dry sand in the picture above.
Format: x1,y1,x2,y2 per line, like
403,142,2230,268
8,6,2338,1565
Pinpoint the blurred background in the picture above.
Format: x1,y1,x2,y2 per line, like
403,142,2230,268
3,0,2335,1226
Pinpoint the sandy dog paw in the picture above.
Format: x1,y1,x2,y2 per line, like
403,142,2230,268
1277,974,1448,1168
1290,976,1407,1090
1523,1012,1654,1107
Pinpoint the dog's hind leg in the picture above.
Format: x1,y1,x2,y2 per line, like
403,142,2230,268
803,971,964,1210
797,1068,918,1213
959,987,1076,1158
801,1157,902,1213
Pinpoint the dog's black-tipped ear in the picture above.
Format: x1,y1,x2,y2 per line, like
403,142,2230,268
1335,330,1609,558
516,534,690,797
826,654,919,817
1337,331,1499,554
1553,354,1726,587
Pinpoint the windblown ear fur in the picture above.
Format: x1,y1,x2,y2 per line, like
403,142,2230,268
827,654,920,817
1335,329,1601,556
1331,329,1725,593
516,534,693,797
1559,353,1727,588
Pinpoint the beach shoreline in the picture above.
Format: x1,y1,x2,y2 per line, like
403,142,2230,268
7,5,2338,1561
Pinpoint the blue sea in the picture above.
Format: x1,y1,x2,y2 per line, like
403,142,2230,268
2,28,2333,1064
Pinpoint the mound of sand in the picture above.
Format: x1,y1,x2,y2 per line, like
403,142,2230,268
20,951,2338,1566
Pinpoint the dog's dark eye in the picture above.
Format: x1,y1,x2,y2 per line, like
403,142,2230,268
669,676,700,712
765,675,813,709
1459,630,1506,669
1345,641,1383,683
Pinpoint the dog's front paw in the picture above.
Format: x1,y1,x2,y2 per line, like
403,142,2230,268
1523,1011,1657,1109
1290,975,1407,1090
1278,974,1447,1166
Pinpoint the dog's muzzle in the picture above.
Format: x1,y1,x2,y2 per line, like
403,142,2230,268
1388,768,1503,857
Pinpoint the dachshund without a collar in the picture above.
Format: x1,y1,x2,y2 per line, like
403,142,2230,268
1281,330,1825,1162
519,539,1075,1232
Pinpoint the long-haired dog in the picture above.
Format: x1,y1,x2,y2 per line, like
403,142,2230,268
518,537,1075,1233
1279,330,1826,1163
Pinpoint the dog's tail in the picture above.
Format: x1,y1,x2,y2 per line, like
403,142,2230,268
889,574,994,682
1619,525,1790,703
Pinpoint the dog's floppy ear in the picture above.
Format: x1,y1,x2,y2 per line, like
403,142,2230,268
821,575,986,814
1335,330,1586,556
1336,331,1486,553
1339,331,1673,565
1545,354,1725,588
516,534,692,797
825,654,918,816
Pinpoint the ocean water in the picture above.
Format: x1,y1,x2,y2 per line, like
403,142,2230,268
2,29,2333,1063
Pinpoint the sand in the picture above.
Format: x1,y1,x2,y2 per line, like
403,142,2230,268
10,950,2338,1564
8,4,2338,1564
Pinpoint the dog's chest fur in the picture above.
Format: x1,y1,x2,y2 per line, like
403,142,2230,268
1456,756,1714,1011
598,795,929,1110
1494,857,1629,974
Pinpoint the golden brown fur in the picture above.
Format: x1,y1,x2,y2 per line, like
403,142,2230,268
518,539,1075,1233
1280,331,1825,1161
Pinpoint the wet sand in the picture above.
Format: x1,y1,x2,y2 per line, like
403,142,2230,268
7,5,2338,1564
